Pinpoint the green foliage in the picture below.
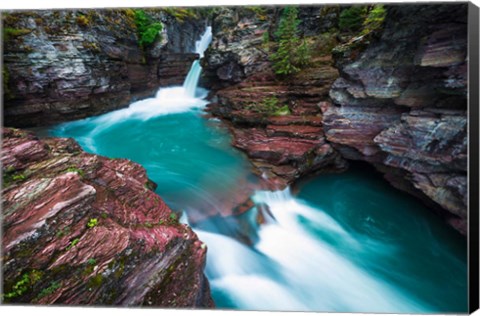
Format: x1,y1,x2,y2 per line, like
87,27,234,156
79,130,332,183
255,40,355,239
76,14,90,27
361,4,386,35
3,66,13,100
66,238,80,250
37,281,61,299
162,7,198,22
65,166,85,177
247,96,291,117
296,39,311,67
87,218,98,228
246,6,268,20
87,258,97,265
3,27,32,41
3,168,27,187
169,212,178,223
270,7,310,76
134,10,163,48
262,31,270,45
338,6,368,32
4,270,43,299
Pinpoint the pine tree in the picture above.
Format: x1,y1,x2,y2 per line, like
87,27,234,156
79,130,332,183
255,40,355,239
270,7,304,76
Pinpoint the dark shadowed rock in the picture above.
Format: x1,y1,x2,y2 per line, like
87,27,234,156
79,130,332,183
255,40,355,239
3,9,206,127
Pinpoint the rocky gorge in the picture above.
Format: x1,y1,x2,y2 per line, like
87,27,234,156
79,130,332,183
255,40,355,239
3,8,206,127
201,4,469,234
1,3,472,310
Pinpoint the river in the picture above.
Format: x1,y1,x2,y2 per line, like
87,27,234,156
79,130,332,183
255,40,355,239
40,27,467,313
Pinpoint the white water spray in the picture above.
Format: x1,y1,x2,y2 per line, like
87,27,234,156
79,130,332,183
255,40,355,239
195,188,433,313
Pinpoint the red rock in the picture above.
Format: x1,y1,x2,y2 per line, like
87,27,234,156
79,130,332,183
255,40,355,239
2,128,213,307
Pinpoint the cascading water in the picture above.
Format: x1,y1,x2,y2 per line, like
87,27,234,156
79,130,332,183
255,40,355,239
183,26,212,97
44,26,467,313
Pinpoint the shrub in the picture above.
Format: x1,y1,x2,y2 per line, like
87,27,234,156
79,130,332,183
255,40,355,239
134,10,163,48
3,27,32,41
247,96,291,117
76,14,90,27
87,218,98,228
362,4,387,35
162,8,198,22
338,6,368,33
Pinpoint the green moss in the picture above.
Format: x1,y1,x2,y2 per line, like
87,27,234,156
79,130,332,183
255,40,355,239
87,273,104,288
56,227,71,238
162,7,198,22
3,168,27,188
246,96,291,117
87,218,98,229
66,238,80,250
245,6,268,21
65,167,85,178
37,281,61,299
87,258,97,265
3,27,32,41
3,66,14,100
76,14,90,27
3,270,43,300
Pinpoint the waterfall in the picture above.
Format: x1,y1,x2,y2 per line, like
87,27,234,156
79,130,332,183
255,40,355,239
183,26,212,97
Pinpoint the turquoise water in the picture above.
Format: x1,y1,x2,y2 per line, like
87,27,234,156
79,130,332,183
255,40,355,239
45,92,468,313
42,29,467,311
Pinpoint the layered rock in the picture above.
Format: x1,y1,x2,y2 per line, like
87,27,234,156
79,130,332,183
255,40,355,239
2,9,206,127
325,4,468,233
1,128,213,307
204,7,347,188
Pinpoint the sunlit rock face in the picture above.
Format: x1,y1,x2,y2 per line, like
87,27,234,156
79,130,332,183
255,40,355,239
1,128,214,307
325,4,468,233
2,9,205,127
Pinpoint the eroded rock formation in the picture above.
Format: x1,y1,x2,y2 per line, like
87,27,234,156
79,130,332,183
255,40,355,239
204,7,347,188
2,9,205,127
326,4,468,233
202,4,468,234
2,128,213,307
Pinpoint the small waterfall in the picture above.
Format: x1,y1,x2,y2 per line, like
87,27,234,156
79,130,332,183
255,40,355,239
183,26,212,97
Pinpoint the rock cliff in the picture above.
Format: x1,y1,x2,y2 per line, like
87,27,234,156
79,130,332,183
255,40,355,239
1,128,214,307
203,7,347,188
2,9,206,127
202,4,468,234
325,4,468,233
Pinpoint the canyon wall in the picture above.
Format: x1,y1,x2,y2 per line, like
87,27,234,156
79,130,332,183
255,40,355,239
202,4,468,234
325,4,468,233
2,9,206,127
2,127,214,307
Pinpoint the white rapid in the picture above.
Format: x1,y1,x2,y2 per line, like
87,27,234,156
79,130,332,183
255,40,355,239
195,188,433,313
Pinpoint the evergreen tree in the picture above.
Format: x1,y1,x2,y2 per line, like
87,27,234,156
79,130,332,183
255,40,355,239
270,7,305,76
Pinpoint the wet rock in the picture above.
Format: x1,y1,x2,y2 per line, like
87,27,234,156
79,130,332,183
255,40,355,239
3,9,206,127
326,4,468,234
2,128,213,307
